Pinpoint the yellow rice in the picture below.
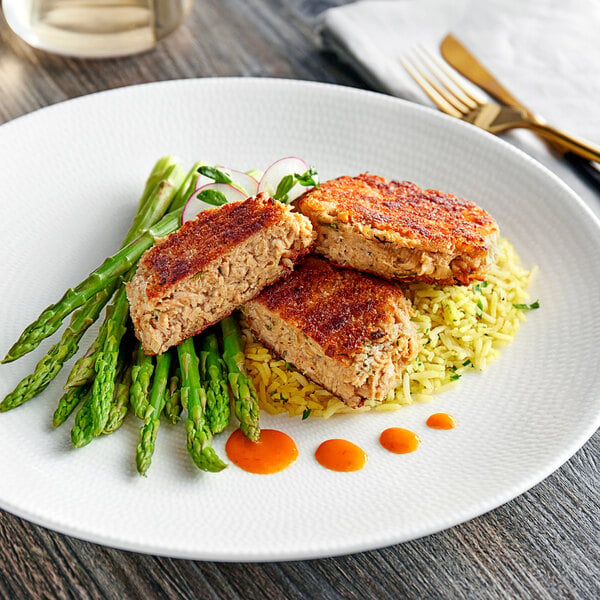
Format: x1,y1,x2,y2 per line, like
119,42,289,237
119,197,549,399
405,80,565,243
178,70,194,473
243,238,536,418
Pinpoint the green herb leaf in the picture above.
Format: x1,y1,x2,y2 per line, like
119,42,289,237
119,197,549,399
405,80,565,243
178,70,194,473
294,167,319,188
462,359,472,367
449,372,461,381
273,174,295,203
273,168,320,203
197,189,228,207
302,407,311,420
197,166,233,184
513,300,540,310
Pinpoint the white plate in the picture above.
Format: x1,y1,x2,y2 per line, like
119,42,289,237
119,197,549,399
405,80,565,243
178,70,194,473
0,79,598,561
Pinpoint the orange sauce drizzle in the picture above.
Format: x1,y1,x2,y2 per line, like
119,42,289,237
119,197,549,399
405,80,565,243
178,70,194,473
315,439,367,472
379,428,421,454
426,413,456,430
225,428,298,474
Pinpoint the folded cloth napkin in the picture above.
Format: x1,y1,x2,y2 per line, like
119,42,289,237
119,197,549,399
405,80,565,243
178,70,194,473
320,0,600,209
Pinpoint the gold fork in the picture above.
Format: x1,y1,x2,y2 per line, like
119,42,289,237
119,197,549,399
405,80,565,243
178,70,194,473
401,50,600,163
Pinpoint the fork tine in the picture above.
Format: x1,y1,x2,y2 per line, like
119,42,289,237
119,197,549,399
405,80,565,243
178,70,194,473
420,47,486,107
413,48,478,113
400,57,462,118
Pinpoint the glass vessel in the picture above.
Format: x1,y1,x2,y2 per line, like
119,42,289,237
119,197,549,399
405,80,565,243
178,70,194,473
3,0,192,58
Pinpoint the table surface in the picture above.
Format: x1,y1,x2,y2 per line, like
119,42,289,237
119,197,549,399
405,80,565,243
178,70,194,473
0,2,598,599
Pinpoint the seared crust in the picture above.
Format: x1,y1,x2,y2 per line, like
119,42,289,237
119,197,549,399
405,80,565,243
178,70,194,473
141,194,287,299
297,174,499,284
254,257,410,361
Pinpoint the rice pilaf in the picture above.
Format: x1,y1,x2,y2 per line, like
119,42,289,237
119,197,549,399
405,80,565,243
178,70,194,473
243,237,536,418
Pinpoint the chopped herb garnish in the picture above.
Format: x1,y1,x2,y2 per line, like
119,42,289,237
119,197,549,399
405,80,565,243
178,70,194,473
273,167,319,203
197,189,228,206
295,167,319,188
284,361,291,371
462,359,472,367
197,165,233,184
473,280,488,293
302,407,311,420
449,372,461,381
476,298,484,311
449,365,457,372
513,300,540,310
374,235,391,243
279,394,288,404
274,174,295,203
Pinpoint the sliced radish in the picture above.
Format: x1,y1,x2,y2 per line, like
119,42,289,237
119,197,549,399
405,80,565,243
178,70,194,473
194,173,213,190
258,157,317,202
182,183,248,224
215,166,259,196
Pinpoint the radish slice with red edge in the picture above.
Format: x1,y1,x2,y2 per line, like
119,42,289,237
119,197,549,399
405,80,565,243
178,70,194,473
215,166,259,196
182,183,248,224
258,157,317,203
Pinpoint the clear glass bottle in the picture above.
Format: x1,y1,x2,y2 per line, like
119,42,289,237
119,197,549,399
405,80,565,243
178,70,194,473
3,0,192,58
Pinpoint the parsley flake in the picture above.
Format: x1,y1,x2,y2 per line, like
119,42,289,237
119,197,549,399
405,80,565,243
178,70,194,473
513,300,540,310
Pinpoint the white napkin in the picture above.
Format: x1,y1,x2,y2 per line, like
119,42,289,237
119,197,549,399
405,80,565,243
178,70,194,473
320,0,600,211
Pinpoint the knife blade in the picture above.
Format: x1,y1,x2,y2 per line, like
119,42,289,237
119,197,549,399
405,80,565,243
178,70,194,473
440,34,600,192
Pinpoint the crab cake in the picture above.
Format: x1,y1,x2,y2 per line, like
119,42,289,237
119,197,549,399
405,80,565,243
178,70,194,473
127,194,315,355
297,174,499,285
244,256,419,407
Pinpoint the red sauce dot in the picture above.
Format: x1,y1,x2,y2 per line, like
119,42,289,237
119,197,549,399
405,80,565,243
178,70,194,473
315,439,367,472
225,428,298,474
379,427,421,454
426,413,456,430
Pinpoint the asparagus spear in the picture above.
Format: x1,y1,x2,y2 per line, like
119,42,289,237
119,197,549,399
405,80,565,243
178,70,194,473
164,364,182,425
90,280,132,436
169,160,205,212
53,384,90,428
199,330,230,434
2,207,183,364
61,161,182,390
71,389,95,448
1,155,183,384
104,362,133,434
178,338,227,472
221,315,260,442
136,351,172,476
130,344,154,419
64,314,110,389
125,164,185,245
0,286,112,412
134,156,183,217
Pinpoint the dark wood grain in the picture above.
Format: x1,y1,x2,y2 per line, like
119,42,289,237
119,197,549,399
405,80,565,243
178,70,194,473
0,2,598,599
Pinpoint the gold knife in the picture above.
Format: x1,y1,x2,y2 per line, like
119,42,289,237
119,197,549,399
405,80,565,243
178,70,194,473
440,34,600,187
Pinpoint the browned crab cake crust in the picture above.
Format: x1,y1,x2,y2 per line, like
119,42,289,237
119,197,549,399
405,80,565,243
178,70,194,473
127,193,315,355
297,174,499,285
243,256,419,407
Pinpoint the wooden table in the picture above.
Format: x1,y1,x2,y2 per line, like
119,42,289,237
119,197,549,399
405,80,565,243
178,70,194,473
0,2,597,598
